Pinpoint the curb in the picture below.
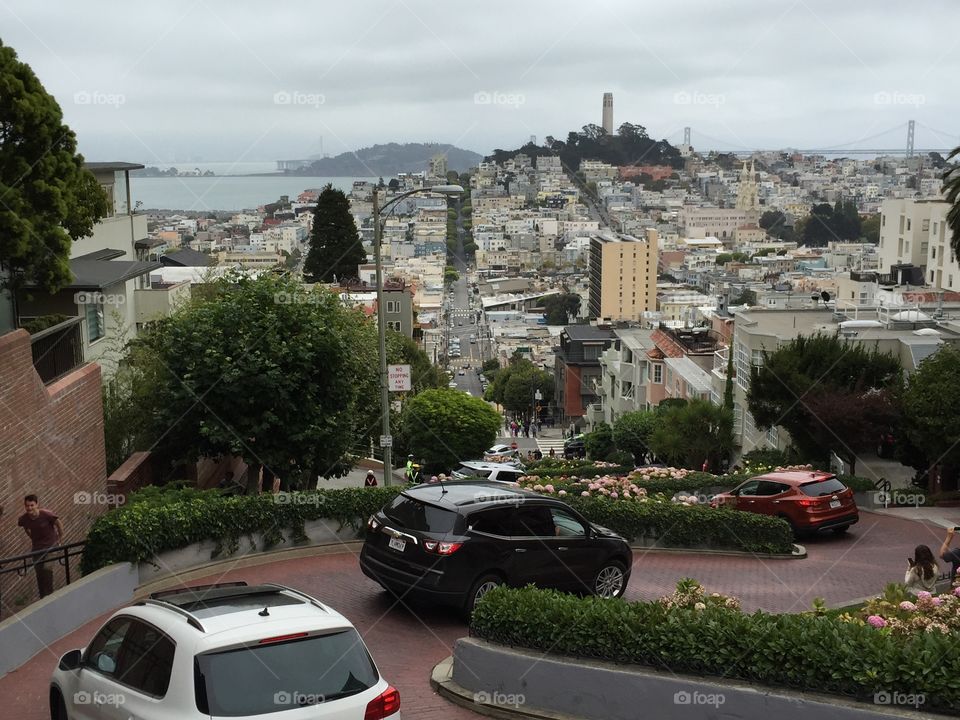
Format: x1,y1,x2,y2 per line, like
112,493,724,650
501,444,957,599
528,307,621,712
431,656,577,720
629,543,806,560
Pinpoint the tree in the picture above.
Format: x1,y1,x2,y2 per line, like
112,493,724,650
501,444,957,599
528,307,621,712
612,410,657,464
485,357,553,423
388,178,400,191
0,40,108,293
482,359,501,375
716,252,749,265
399,389,501,472
585,422,615,460
803,386,899,474
647,400,734,471
944,146,960,261
723,348,735,410
542,292,581,325
861,213,881,244
902,345,960,490
304,184,365,283
137,272,373,490
747,334,902,467
444,266,460,284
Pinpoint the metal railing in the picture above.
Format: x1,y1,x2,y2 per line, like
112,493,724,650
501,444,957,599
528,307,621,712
28,316,85,384
0,541,86,616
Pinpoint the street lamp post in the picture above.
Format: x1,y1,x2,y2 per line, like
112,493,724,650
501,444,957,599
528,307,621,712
372,184,463,485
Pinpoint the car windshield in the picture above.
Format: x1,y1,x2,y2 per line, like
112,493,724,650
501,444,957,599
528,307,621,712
194,630,378,716
799,478,847,496
384,494,458,533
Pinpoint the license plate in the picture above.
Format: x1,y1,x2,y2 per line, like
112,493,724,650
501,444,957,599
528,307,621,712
829,499,841,509
388,537,406,552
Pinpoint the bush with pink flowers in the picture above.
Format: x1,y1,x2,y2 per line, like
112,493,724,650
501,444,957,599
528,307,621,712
851,584,960,636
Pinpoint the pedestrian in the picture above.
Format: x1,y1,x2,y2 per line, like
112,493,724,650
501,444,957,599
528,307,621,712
940,528,960,581
364,470,378,487
549,447,556,458
531,423,538,439
405,455,415,482
905,544,939,595
18,494,63,598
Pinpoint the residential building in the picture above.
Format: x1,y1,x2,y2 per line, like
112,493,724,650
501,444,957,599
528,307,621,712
597,328,655,425
553,325,615,429
587,230,658,322
382,279,415,338
878,197,959,291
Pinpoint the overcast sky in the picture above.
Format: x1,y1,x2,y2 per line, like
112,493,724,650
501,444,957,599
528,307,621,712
3,1,958,164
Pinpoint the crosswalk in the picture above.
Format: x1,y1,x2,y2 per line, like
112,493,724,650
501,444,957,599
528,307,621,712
537,437,567,454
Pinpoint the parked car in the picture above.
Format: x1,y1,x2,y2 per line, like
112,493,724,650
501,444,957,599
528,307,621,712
50,582,400,720
452,460,525,482
563,438,586,459
710,470,859,536
483,444,519,461
448,381,458,388
360,481,632,615
458,370,466,376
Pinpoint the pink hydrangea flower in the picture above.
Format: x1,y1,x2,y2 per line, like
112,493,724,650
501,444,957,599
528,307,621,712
899,601,917,612
544,484,555,494
931,597,942,606
558,490,567,497
610,491,618,499
954,587,960,597
867,615,887,628
581,491,590,497
917,591,932,600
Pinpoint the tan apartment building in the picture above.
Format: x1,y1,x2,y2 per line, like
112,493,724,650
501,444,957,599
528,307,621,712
587,230,658,322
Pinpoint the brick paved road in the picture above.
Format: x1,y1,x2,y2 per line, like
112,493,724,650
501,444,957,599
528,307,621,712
1,510,955,719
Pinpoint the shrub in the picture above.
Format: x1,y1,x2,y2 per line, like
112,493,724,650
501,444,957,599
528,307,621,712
81,486,401,574
471,585,960,713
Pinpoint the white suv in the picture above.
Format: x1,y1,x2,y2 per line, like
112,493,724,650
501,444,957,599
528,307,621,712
50,582,400,719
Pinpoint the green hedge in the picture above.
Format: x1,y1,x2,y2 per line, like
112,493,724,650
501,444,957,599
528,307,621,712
471,587,960,713
561,495,794,554
81,487,401,574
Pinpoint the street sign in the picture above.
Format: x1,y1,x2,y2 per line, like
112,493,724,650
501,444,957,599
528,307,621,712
387,364,412,392
380,435,393,448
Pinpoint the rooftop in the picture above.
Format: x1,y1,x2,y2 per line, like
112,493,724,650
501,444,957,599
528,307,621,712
562,325,616,342
84,161,145,172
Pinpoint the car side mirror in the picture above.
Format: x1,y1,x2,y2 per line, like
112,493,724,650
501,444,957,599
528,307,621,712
59,649,82,671
96,653,116,674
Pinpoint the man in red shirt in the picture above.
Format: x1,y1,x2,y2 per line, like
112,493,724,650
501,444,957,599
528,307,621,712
17,494,64,598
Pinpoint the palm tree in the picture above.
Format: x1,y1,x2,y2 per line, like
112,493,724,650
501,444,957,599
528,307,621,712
945,146,960,259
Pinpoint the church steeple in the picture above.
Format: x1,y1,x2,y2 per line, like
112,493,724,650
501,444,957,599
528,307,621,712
736,159,759,211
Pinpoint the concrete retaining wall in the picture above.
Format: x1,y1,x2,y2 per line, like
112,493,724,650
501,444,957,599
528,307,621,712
138,518,362,583
0,563,138,678
451,637,933,720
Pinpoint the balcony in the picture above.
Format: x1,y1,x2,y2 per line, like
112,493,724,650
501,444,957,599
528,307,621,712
712,346,729,380
28,317,85,384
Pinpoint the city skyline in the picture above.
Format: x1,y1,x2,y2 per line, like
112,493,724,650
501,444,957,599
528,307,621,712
1,0,957,163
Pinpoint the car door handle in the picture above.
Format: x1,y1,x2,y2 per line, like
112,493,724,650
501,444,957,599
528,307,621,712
514,548,527,553
558,547,569,551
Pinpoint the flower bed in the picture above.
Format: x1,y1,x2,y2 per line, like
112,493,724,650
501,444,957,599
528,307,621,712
851,584,960,636
471,582,960,713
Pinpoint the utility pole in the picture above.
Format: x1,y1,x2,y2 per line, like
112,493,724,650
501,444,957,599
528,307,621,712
372,187,393,484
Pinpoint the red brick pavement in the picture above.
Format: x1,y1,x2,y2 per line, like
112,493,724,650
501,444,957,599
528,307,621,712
1,511,954,719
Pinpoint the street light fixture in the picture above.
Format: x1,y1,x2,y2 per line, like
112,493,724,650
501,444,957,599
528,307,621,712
372,183,464,485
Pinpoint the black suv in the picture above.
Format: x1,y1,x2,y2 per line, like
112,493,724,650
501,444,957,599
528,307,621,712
564,437,586,459
359,481,632,615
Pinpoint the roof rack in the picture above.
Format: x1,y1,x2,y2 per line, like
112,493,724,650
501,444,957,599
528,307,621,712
139,598,206,632
262,583,328,613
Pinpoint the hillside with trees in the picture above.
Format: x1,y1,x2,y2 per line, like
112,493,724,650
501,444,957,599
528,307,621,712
487,122,682,171
286,143,482,176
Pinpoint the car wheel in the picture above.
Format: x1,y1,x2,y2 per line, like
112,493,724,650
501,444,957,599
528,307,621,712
777,514,800,538
465,573,501,616
593,561,627,598
832,526,849,535
50,688,68,720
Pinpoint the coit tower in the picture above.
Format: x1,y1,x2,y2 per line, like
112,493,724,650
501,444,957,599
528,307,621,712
602,92,613,134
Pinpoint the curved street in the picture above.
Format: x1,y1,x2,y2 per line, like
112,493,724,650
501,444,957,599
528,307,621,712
1,508,955,719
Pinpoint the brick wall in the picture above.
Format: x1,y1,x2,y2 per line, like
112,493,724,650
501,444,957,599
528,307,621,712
0,330,108,613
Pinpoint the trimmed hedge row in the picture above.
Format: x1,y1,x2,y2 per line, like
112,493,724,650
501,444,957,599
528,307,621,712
470,586,960,713
560,495,794,554
81,487,400,574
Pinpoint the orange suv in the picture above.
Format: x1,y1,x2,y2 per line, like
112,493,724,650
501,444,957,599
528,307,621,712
711,471,858,536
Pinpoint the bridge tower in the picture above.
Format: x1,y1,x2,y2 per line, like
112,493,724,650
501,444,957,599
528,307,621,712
906,120,915,158
684,127,691,145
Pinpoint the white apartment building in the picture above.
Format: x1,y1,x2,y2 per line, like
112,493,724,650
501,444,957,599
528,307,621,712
878,198,959,291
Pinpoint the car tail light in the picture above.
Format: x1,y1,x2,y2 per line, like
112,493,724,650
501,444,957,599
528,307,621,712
365,685,400,719
258,632,307,644
797,498,816,507
423,540,463,555
367,515,381,531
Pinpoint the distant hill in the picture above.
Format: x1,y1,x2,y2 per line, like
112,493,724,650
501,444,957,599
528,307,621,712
284,143,483,176
487,122,683,171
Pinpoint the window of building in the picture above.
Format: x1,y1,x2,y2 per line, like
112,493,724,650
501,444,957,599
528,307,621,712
85,297,105,343
583,344,601,360
932,247,937,259
881,214,885,227
922,219,930,232
387,321,402,332
652,364,662,384
906,219,911,232
386,300,400,313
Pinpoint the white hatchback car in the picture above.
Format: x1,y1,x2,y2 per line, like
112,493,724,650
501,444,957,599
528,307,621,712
50,582,400,719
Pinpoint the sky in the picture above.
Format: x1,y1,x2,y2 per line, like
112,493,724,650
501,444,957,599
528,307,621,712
2,0,958,164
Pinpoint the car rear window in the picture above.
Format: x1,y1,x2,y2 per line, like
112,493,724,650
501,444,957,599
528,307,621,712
195,630,378,716
384,495,458,533
799,478,847,496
